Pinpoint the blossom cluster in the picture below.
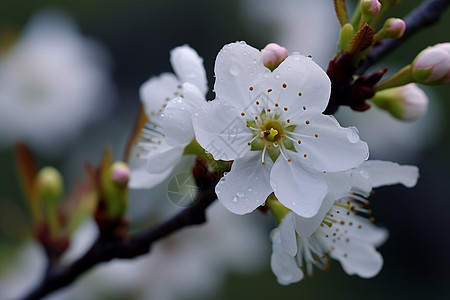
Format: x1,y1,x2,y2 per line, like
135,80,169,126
129,40,421,284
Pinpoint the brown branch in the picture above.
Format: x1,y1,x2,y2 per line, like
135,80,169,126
21,185,218,300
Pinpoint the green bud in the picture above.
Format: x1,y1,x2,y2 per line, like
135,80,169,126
101,161,130,218
338,23,355,53
35,166,64,205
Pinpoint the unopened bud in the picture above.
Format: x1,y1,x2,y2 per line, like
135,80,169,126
371,84,428,120
102,161,129,218
35,166,64,205
111,162,130,186
412,43,450,84
361,0,381,20
261,43,288,71
384,18,405,39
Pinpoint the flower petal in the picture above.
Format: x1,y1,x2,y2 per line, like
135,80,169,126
279,213,298,256
322,227,385,278
162,97,195,146
270,54,331,113
140,72,180,117
293,114,368,172
193,100,253,161
271,159,328,218
216,151,273,215
214,42,270,110
128,165,174,189
357,160,419,188
270,229,304,285
170,45,208,95
145,145,184,173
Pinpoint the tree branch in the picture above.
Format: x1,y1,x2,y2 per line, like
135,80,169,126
21,186,218,300
356,0,450,75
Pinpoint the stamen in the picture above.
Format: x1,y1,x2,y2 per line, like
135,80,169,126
261,144,267,165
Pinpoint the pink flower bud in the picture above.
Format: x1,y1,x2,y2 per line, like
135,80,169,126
261,43,288,71
372,84,428,120
361,0,381,18
396,84,429,120
111,162,130,186
384,18,406,39
412,44,450,84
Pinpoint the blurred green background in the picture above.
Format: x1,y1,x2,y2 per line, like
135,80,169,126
0,0,449,299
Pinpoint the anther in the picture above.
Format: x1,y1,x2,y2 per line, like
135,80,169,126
315,134,318,138
249,86,254,91
287,119,291,123
298,92,302,96
298,140,301,144
275,103,279,107
256,101,260,105
304,154,307,158
267,88,272,93
284,107,288,111
241,112,245,116
282,83,287,88
306,120,310,125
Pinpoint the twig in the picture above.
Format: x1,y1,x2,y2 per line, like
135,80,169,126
356,0,450,75
21,186,218,300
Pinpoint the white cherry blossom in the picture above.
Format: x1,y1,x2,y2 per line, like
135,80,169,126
270,160,419,285
193,41,368,218
129,45,207,189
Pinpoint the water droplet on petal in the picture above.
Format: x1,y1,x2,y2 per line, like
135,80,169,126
237,191,244,197
252,58,258,64
229,63,239,76
247,187,253,192
275,73,281,79
346,126,360,143
232,196,238,203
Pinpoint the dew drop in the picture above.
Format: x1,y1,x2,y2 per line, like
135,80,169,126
237,191,245,197
247,187,253,192
229,63,239,76
346,126,359,143
252,58,258,64
223,172,229,176
232,196,238,203
275,73,281,79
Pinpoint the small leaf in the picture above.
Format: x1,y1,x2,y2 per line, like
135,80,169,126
334,0,350,27
349,23,374,55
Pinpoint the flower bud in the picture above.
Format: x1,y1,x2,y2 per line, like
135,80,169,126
384,18,405,39
361,0,381,20
412,43,450,84
35,166,64,205
371,84,428,120
261,43,288,71
101,161,129,218
111,162,130,186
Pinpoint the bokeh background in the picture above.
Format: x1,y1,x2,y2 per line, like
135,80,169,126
0,0,449,299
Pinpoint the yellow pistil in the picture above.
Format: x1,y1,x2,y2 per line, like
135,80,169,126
266,128,279,142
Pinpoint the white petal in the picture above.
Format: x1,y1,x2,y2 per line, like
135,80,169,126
216,151,273,215
345,217,389,248
193,100,253,161
140,73,180,117
293,114,369,172
324,233,384,278
214,42,270,109
162,97,195,146
271,54,331,113
294,171,352,238
145,145,184,173
182,82,206,107
357,160,419,188
170,45,208,95
270,229,304,285
128,165,174,189
271,159,328,218
279,213,298,256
